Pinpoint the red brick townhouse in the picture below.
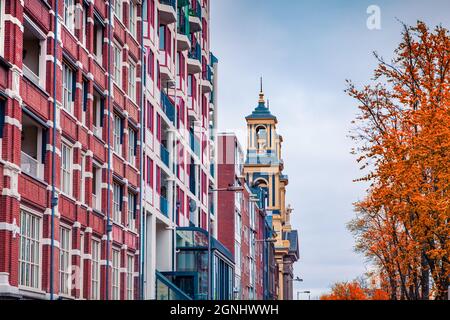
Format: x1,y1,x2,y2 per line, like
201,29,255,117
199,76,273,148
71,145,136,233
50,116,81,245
0,0,143,300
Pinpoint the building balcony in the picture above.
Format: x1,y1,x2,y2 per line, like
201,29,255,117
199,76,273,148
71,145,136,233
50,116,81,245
161,91,176,124
201,66,213,93
160,195,169,218
188,1,202,32
177,15,191,51
158,0,177,25
187,43,202,74
160,144,170,168
159,51,175,82
21,151,44,180
189,130,201,158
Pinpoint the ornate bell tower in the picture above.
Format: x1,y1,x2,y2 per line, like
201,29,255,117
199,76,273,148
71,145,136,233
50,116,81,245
244,80,299,300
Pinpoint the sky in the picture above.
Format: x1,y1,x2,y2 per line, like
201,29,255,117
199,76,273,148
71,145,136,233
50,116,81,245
210,0,450,299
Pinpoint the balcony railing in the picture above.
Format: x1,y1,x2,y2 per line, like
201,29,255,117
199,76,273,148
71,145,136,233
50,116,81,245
160,195,169,217
202,65,213,82
188,43,201,62
160,0,176,9
160,144,170,168
189,0,202,19
156,271,192,300
21,151,40,179
161,91,176,124
189,131,201,158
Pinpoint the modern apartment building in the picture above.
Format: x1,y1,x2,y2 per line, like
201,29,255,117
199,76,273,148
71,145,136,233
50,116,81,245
138,0,229,300
0,0,143,300
243,86,300,300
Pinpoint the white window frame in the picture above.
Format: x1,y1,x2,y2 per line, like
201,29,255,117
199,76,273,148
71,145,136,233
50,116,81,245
113,183,122,224
128,128,136,166
59,225,72,296
80,152,86,204
92,92,103,138
113,114,122,155
61,142,73,196
19,208,42,290
63,0,75,33
91,238,101,300
113,43,122,87
126,255,134,300
112,248,121,300
129,1,137,38
22,16,47,88
92,163,102,211
114,0,123,21
82,5,88,47
93,18,103,64
62,63,74,114
79,231,85,299
127,192,135,231
128,60,137,102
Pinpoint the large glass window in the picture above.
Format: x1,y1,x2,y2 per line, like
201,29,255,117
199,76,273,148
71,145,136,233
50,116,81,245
19,209,41,289
128,61,136,102
91,238,100,300
126,255,134,300
114,0,123,21
113,183,122,224
112,249,120,300
113,115,122,155
61,143,73,196
59,226,71,296
113,44,122,87
63,0,75,33
93,91,104,138
128,128,136,166
21,113,46,180
129,1,137,38
92,164,102,211
127,192,136,230
62,63,74,114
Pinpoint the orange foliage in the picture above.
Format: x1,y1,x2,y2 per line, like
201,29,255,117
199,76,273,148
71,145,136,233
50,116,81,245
348,21,450,300
320,281,368,301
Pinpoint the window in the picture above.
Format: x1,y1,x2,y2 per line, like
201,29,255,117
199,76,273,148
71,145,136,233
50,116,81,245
92,164,102,211
112,249,120,300
127,192,136,230
23,16,47,87
128,127,136,166
19,209,41,289
128,61,136,102
93,91,104,138
129,1,137,38
21,113,46,180
159,25,165,51
126,255,134,300
114,0,123,21
61,143,73,196
62,63,75,114
64,0,75,33
113,44,122,87
91,238,100,300
0,99,5,157
113,114,123,155
147,103,154,132
80,153,86,204
113,183,122,224
81,80,88,125
93,17,104,64
148,51,154,80
82,4,88,47
146,157,153,187
59,226,71,296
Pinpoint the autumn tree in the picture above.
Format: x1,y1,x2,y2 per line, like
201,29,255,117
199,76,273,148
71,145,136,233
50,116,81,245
320,279,389,301
348,21,450,300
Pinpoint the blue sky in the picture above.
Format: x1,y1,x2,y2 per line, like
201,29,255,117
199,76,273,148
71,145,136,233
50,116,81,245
210,0,450,299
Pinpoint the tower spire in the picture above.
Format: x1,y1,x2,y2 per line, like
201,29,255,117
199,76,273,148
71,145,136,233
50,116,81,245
259,76,265,103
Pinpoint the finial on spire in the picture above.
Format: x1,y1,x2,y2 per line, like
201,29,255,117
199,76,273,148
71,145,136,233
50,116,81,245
258,76,265,103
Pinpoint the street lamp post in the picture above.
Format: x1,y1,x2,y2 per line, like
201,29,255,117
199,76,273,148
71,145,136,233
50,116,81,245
208,185,244,300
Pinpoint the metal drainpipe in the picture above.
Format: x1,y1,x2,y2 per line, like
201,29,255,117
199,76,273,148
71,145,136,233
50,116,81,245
50,0,59,301
139,0,147,301
105,1,113,301
173,0,179,276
